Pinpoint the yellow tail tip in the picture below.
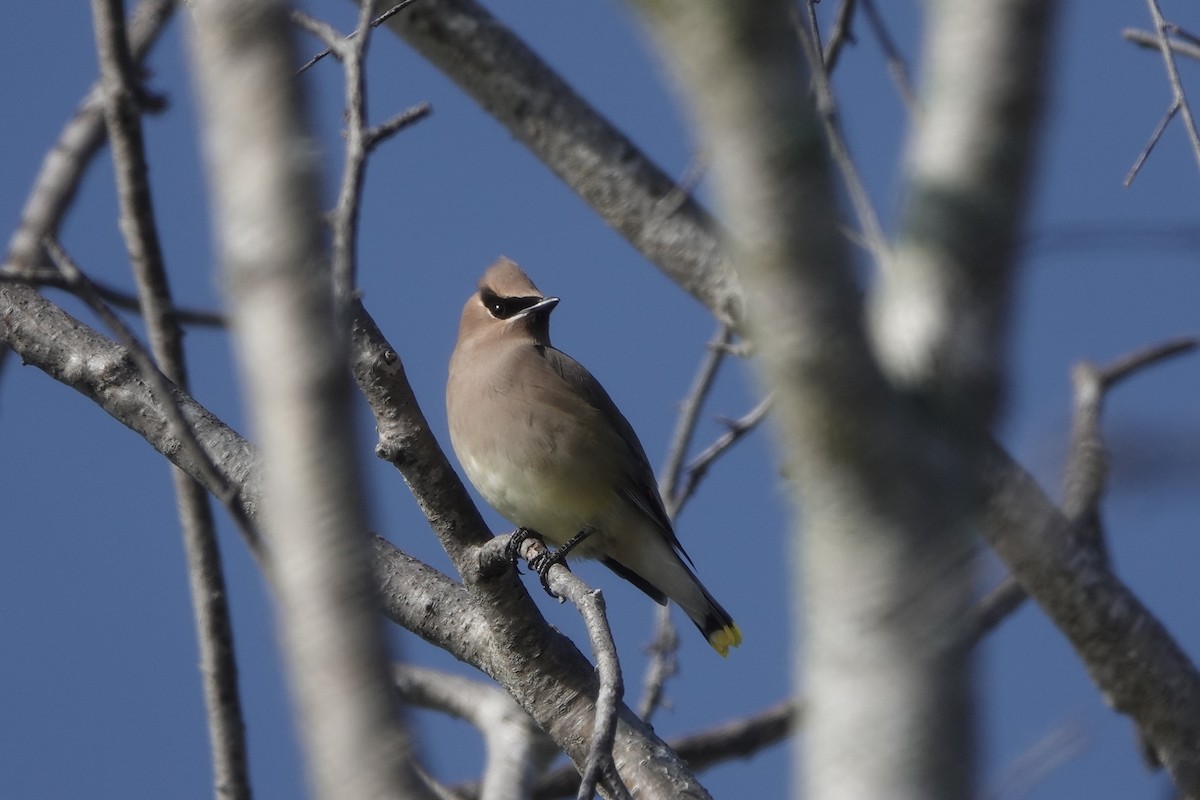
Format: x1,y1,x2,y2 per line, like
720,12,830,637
708,623,743,657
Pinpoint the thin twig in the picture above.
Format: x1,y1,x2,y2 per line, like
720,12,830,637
42,238,263,559
0,269,225,326
1124,100,1180,188
298,6,432,309
656,150,711,218
1124,28,1200,64
861,0,919,114
1097,337,1198,388
989,720,1088,800
1169,23,1200,49
639,325,732,722
295,0,421,73
635,604,679,723
822,0,858,71
964,574,1027,648
672,395,773,511
333,0,377,307
366,102,433,151
1145,0,1200,175
659,324,733,514
89,3,251,795
4,0,174,270
796,3,892,273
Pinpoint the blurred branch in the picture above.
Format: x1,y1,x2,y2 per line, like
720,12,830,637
980,432,1200,795
41,237,262,557
1125,26,1200,61
797,2,892,272
1,268,225,326
988,720,1088,800
967,336,1199,648
861,0,919,113
821,0,858,71
186,1,430,797
395,665,558,800
450,697,797,800
89,1,250,797
635,604,679,723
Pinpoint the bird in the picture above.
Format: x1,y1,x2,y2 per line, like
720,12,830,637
446,257,742,656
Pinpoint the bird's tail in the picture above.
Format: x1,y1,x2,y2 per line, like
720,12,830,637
687,583,742,657
603,550,742,656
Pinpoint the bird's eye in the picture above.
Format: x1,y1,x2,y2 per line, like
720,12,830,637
480,290,541,320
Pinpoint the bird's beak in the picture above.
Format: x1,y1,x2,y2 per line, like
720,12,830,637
513,296,559,321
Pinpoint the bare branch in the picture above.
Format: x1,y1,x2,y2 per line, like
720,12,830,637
456,698,799,800
861,0,919,113
989,720,1088,800
297,0,421,73
969,337,1198,647
965,574,1026,648
187,1,430,796
351,302,714,797
1124,100,1180,188
369,0,742,327
659,324,733,513
671,396,772,512
1125,27,1200,62
89,0,250,795
332,0,377,305
980,437,1200,795
1,268,226,327
796,1,892,273
395,665,558,800
635,604,679,723
41,237,262,557
4,0,174,270
821,0,858,72
1143,0,1200,175
367,102,433,151
476,535,630,800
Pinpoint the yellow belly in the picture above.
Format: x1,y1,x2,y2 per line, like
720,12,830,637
461,448,620,552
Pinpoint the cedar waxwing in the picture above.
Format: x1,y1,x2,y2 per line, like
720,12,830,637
446,258,742,656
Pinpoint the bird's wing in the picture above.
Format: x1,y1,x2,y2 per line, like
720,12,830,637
537,345,694,565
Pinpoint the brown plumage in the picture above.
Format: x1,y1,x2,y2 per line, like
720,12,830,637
446,257,741,655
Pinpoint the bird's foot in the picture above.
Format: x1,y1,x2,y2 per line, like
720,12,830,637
504,527,538,572
529,529,593,598
529,548,570,597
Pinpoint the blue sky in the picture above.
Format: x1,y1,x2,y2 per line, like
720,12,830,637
2,2,1199,798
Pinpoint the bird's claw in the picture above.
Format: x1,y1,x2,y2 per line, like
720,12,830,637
504,528,536,573
529,549,567,600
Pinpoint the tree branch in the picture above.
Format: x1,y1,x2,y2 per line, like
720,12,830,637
395,665,558,800
4,0,174,270
365,0,742,327
1142,0,1200,175
89,1,251,795
186,2,429,797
